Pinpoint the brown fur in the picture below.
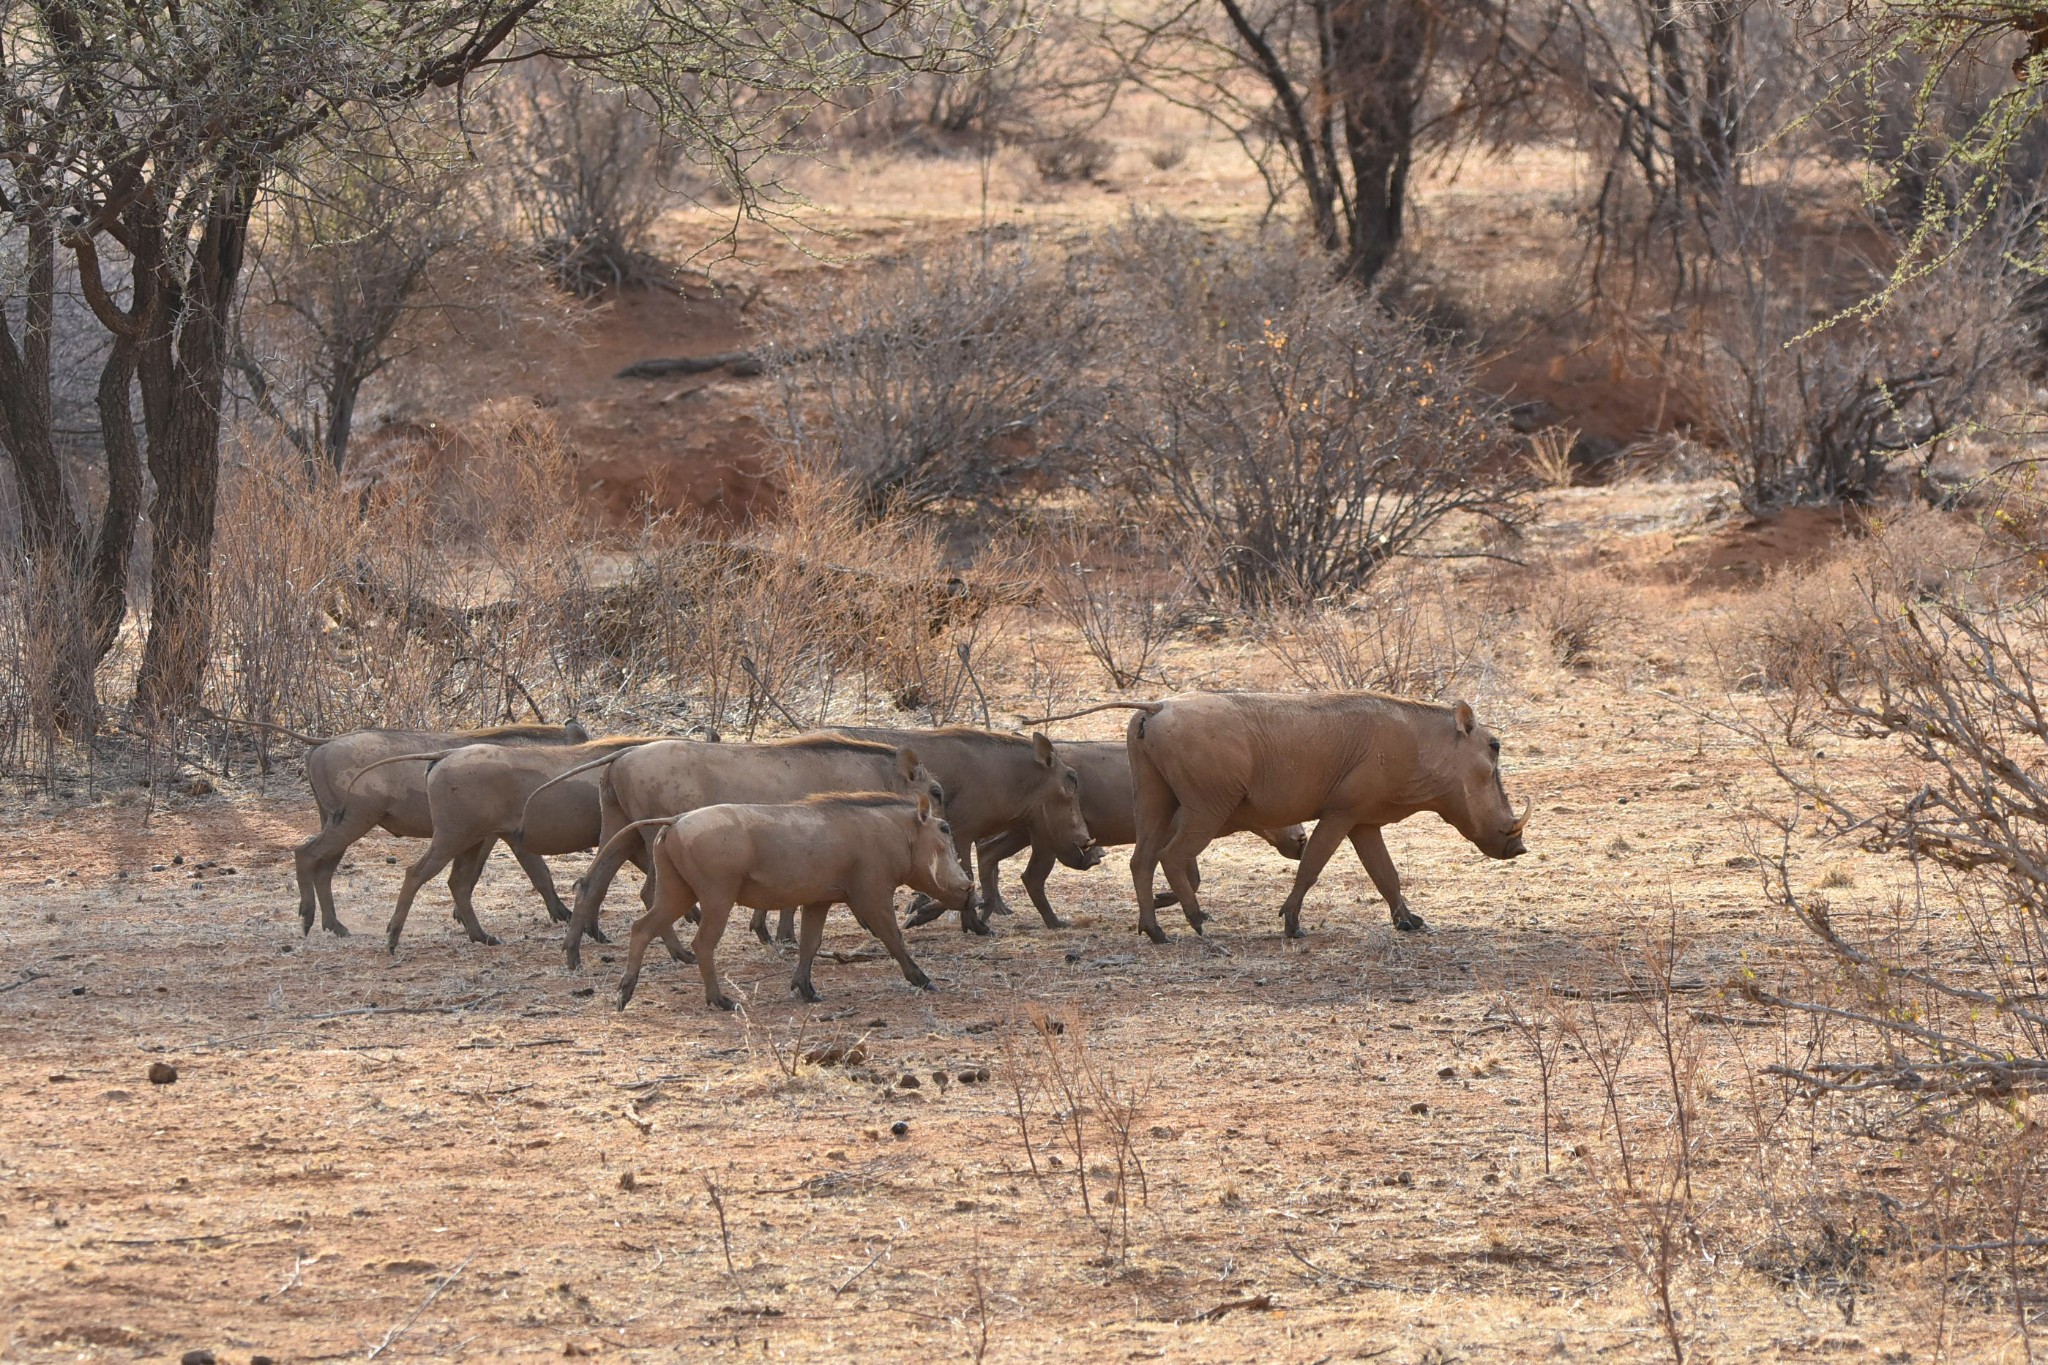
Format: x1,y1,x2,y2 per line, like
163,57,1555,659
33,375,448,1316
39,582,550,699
292,721,591,936
613,794,971,1011
563,736,944,968
1123,691,1528,942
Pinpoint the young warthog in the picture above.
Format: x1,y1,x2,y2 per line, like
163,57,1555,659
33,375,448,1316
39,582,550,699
1045,692,1527,941
973,738,1308,927
377,737,663,953
613,793,971,1012
826,726,1097,934
288,721,589,936
549,736,944,968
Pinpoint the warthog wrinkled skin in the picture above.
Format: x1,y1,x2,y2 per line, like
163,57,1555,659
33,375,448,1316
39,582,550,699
614,793,971,1012
293,721,589,936
381,737,665,953
973,738,1308,927
557,735,943,968
1124,691,1528,942
826,726,1096,935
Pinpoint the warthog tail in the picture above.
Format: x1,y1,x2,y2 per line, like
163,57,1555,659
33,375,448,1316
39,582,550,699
341,749,453,792
571,817,674,931
517,749,640,834
201,708,327,746
1019,701,1168,726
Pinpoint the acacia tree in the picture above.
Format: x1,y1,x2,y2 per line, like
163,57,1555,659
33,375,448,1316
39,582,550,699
0,0,976,721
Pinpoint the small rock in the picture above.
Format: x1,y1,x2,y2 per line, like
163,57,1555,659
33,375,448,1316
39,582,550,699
172,854,185,865
1436,1065,1457,1081
931,1071,949,1089
102,1088,132,1101
570,986,594,998
890,1120,909,1138
956,1069,980,1085
618,1170,638,1192
150,864,165,872
70,986,85,996
148,1062,178,1085
180,1351,218,1365
385,856,397,865
974,1066,990,1083
252,1356,278,1365
896,1073,920,1090
1409,1101,1429,1116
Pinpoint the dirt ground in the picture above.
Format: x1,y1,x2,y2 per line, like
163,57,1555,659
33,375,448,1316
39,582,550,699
0,479,2009,1363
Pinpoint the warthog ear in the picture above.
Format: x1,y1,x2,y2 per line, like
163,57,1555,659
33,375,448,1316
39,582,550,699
1453,700,1476,737
1032,732,1054,767
898,747,920,782
917,794,933,822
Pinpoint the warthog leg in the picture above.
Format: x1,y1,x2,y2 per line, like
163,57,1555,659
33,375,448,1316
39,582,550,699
387,837,501,953
510,846,573,924
619,865,710,1010
1156,804,1230,937
1352,825,1425,932
748,906,798,945
850,887,934,994
1276,817,1354,939
789,902,833,1002
296,806,381,936
975,828,1030,922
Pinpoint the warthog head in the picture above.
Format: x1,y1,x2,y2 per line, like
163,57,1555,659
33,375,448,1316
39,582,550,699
910,795,974,910
895,746,948,813
1028,732,1104,871
1438,701,1528,860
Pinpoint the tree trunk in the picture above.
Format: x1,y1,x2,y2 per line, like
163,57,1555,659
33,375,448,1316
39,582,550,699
1329,0,1428,288
133,177,254,720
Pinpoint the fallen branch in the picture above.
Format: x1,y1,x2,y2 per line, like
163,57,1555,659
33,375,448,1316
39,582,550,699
615,351,763,379
1191,1293,1274,1322
833,1245,888,1296
294,992,502,1023
0,970,46,995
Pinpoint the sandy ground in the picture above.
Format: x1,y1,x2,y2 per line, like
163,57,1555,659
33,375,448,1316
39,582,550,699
0,482,2013,1363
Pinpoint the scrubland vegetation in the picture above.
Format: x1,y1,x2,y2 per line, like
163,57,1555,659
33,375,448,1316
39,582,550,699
9,0,2048,1360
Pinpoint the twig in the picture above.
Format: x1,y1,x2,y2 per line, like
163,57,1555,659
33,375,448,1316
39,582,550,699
833,1244,888,1296
739,656,805,731
1191,1293,1274,1322
704,1177,736,1277
294,991,502,1022
259,1253,307,1303
366,1255,471,1361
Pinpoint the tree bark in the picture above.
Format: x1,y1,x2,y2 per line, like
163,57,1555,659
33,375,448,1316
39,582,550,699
133,176,255,720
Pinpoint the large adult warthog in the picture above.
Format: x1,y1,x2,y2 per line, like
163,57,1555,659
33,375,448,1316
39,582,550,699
826,726,1097,934
1043,692,1528,942
973,738,1308,928
284,720,590,936
548,735,944,968
612,793,972,1012
373,737,664,953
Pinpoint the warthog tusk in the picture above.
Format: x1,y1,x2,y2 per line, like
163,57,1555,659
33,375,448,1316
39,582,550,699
1508,796,1531,836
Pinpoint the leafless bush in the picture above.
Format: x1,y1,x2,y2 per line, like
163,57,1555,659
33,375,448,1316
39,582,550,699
1034,529,1186,690
765,239,1102,512
1001,1004,1149,1263
1523,426,1580,490
1033,132,1110,183
1144,138,1188,172
483,60,696,295
1689,201,2027,509
828,0,1052,148
1258,562,1488,698
1094,217,1530,606
1532,566,1628,669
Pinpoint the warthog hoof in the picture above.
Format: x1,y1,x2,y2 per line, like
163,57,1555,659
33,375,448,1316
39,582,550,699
910,973,936,992
1139,923,1168,945
588,924,612,945
709,993,737,1012
545,902,572,924
985,896,1015,917
1392,911,1429,933
1153,891,1180,909
792,979,820,1003
323,919,350,937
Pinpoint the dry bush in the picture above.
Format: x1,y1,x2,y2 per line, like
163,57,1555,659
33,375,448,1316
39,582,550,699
1523,426,1580,490
1001,1004,1149,1263
765,239,1103,513
1259,562,1489,698
1727,574,2048,1342
1033,132,1111,183
1532,565,1630,669
481,59,696,295
1033,527,1187,691
1091,214,1530,606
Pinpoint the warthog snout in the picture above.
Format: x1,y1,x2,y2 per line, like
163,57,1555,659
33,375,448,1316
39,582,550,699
1500,798,1531,858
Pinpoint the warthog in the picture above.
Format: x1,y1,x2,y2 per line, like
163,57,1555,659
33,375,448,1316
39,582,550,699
972,738,1309,927
548,735,944,968
613,793,971,1012
286,720,590,936
826,726,1097,934
375,737,664,953
1043,692,1528,942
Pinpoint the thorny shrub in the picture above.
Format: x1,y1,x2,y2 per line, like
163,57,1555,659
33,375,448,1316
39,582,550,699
1258,562,1493,698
